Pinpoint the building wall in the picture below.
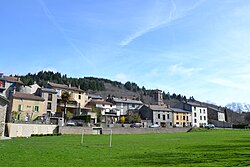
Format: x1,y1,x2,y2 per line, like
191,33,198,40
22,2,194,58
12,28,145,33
116,102,142,115
73,92,88,108
192,106,208,127
0,101,7,136
42,92,57,116
173,112,192,127
139,106,153,122
11,98,45,121
218,112,225,122
153,111,172,127
7,123,58,137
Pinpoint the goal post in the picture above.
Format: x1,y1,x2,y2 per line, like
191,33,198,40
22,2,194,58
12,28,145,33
81,128,113,148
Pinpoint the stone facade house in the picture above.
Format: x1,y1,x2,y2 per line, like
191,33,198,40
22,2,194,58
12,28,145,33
0,95,8,137
139,105,173,127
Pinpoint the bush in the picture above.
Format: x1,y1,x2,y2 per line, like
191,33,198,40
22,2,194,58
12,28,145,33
232,124,248,129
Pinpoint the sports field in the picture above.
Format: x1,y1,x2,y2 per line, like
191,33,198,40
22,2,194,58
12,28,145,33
0,129,250,166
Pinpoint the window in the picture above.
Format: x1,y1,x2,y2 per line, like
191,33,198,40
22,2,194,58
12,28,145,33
167,114,170,119
47,102,52,110
34,106,39,112
194,113,197,117
183,116,185,120
163,115,165,120
78,95,81,100
194,119,197,123
158,114,160,119
194,106,196,111
187,116,189,121
200,109,202,113
132,104,135,107
200,116,202,120
176,115,179,120
156,122,158,125
48,94,52,101
204,116,206,120
18,104,23,111
203,109,206,114
0,80,5,88
27,105,31,108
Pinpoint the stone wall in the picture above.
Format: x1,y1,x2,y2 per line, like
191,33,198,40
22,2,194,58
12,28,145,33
59,126,190,135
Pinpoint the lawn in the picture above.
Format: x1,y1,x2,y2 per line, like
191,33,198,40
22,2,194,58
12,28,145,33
0,129,250,166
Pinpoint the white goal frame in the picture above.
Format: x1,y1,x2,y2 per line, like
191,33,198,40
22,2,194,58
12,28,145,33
81,128,113,148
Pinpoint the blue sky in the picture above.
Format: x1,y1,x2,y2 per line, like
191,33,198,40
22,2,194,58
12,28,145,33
1,0,250,106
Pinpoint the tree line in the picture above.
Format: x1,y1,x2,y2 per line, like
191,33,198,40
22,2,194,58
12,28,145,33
18,71,194,102
19,71,107,91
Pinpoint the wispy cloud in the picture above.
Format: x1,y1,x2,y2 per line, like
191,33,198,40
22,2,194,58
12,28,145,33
37,0,94,67
169,64,202,76
119,0,205,46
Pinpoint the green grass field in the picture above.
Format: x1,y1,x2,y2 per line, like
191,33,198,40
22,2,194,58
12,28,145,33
0,129,250,166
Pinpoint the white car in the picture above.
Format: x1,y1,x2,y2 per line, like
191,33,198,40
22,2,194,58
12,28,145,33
204,124,215,129
149,124,160,128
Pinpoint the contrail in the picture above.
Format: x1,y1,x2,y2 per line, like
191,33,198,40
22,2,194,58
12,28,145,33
37,0,94,67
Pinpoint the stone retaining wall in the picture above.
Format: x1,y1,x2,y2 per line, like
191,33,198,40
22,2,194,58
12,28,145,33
59,126,190,135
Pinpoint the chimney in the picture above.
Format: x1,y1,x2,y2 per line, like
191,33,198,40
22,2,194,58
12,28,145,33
78,85,80,89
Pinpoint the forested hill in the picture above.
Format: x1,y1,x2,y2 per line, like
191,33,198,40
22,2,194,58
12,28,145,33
18,71,193,104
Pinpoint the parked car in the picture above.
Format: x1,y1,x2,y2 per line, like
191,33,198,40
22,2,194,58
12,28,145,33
204,124,215,129
66,120,77,126
175,124,182,128
130,123,142,128
149,124,160,128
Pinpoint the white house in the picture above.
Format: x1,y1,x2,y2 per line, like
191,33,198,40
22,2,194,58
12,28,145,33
107,97,143,116
86,99,119,124
185,102,208,127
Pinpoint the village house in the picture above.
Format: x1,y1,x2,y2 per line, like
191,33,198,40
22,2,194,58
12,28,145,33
85,99,119,124
10,92,45,122
107,97,143,116
138,104,173,127
171,108,192,127
0,73,24,99
184,102,208,127
45,82,89,118
35,87,58,117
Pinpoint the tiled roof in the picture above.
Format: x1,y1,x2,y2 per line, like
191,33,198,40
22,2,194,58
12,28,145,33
90,100,113,105
12,92,45,101
187,102,206,107
89,94,103,99
41,88,57,94
47,82,84,92
0,95,9,104
112,97,143,104
148,105,172,112
4,76,24,85
171,108,191,113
